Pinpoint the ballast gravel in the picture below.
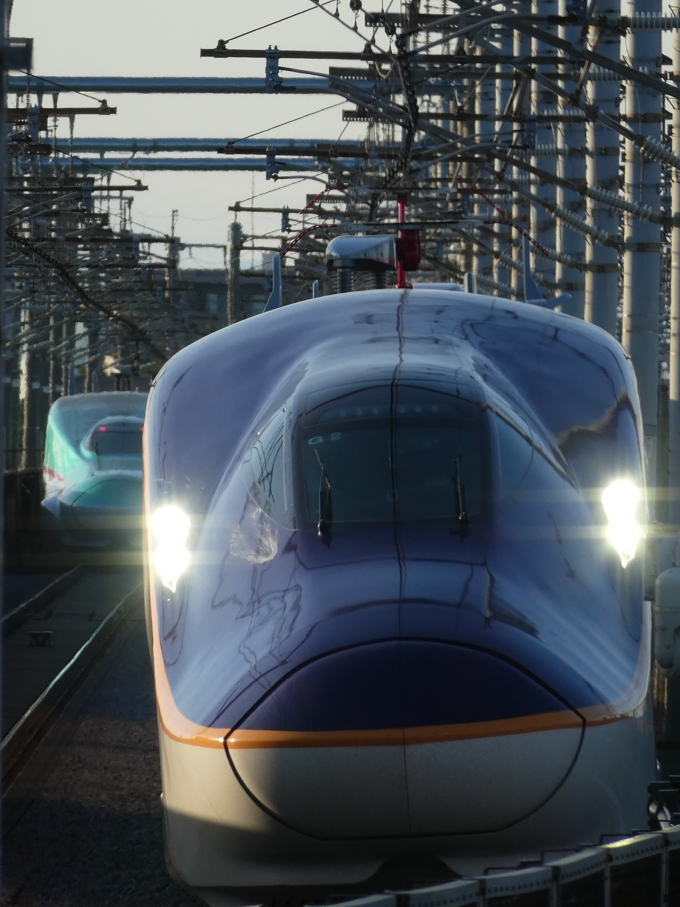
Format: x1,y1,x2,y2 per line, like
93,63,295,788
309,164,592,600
2,612,197,907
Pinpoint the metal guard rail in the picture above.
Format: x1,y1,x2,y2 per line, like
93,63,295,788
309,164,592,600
328,825,680,907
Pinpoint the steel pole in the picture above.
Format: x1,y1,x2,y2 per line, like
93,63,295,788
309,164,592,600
511,26,529,299
473,45,494,283
530,0,558,290
555,0,586,318
668,11,680,525
493,17,512,291
585,1,621,336
622,0,663,499
459,38,474,276
1,0,8,873
227,222,243,325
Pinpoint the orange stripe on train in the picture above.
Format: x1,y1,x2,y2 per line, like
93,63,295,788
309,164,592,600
226,709,583,750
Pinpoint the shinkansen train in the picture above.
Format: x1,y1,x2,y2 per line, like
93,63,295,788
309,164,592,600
144,274,657,906
42,391,147,547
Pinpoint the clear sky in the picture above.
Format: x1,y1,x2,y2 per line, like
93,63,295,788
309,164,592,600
10,1,371,268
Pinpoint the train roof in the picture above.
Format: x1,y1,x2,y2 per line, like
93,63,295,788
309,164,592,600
47,391,148,449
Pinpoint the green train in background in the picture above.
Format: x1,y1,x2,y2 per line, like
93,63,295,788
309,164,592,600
42,391,147,547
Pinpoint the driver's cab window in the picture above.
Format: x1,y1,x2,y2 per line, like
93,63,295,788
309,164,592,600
301,386,488,525
83,419,144,456
246,408,293,526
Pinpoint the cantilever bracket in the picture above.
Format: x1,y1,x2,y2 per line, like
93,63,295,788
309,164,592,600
265,45,283,91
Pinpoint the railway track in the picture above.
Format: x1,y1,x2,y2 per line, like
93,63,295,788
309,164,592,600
2,567,142,803
2,579,195,907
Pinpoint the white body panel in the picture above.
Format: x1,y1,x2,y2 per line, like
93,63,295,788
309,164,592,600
159,708,655,899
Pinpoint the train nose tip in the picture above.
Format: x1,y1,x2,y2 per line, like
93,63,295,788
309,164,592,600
226,640,584,839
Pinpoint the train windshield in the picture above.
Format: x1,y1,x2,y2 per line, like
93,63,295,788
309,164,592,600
84,419,144,456
248,408,289,524
301,387,487,525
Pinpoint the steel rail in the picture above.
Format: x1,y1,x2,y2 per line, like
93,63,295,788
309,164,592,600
1,583,143,785
2,566,85,635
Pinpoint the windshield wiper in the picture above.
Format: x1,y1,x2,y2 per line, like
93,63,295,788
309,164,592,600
315,450,333,537
454,456,470,528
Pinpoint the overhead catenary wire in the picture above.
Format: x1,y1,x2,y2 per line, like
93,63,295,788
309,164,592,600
15,0,680,495
15,70,109,105
226,101,347,145
220,0,337,46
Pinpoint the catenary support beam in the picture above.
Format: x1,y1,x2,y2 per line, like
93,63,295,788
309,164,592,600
8,76,334,94
66,157,359,173
57,137,396,156
7,74,458,98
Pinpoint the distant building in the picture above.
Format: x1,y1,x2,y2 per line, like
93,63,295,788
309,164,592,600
238,271,271,319
177,269,227,330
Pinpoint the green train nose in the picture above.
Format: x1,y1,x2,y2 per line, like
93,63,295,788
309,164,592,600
60,473,143,538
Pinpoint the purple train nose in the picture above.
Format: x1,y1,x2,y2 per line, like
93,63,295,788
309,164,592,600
226,640,584,838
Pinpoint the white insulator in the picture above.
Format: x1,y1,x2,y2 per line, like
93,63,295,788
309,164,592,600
583,66,622,82
585,64,656,81
527,241,582,270
627,14,680,30
635,134,680,170
473,227,569,275
475,273,514,297
550,201,611,243
495,250,522,272
508,175,537,186
586,185,657,221
533,143,562,156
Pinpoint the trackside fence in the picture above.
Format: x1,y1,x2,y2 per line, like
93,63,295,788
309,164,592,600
326,825,680,907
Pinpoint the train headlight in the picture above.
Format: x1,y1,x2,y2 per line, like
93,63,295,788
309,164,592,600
600,479,642,568
150,504,191,592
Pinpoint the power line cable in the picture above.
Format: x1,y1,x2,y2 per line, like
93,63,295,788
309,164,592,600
228,101,346,145
50,149,143,184
16,71,109,105
221,0,336,45
235,177,309,207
